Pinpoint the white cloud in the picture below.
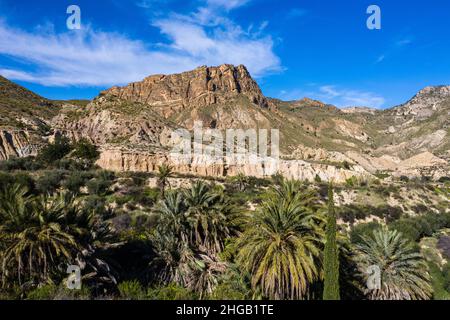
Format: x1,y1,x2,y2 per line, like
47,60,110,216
0,0,281,87
154,16,281,77
206,0,249,10
317,85,385,108
275,85,386,108
0,22,200,86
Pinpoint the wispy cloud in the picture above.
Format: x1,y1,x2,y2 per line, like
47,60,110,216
396,37,413,47
317,85,385,108
277,85,385,109
375,35,414,63
0,0,281,87
0,22,195,86
150,0,281,75
206,0,250,10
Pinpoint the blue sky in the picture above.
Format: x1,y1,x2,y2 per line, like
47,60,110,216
0,0,449,108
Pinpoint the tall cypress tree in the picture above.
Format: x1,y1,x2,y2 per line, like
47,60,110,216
323,183,340,300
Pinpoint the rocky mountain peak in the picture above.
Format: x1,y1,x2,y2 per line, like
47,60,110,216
394,85,450,118
415,85,450,98
101,64,269,118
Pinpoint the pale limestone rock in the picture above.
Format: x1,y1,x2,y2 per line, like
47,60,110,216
0,130,38,160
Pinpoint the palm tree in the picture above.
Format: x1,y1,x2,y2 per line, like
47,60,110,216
0,185,116,290
59,193,117,292
231,173,250,192
0,185,77,286
156,164,173,197
354,228,432,300
184,181,237,255
237,180,324,300
151,190,192,285
151,184,242,297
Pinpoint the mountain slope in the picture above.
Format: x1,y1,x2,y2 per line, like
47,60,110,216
0,76,58,129
0,65,448,180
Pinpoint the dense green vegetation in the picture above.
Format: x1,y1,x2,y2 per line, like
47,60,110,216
0,139,449,300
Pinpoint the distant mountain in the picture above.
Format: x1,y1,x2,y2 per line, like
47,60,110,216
0,75,57,129
341,106,378,115
0,65,448,181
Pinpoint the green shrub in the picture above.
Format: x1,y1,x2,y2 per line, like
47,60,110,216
350,221,382,244
82,195,111,219
374,171,390,180
271,172,284,186
87,178,112,196
117,280,146,300
13,172,36,193
72,138,100,161
63,171,86,194
345,176,358,188
122,172,151,187
0,172,14,187
35,170,65,194
428,262,450,299
38,136,72,165
0,156,43,171
26,284,58,300
26,284,91,300
147,283,195,300
438,176,450,183
389,212,450,242
209,266,251,300
97,170,115,181
143,187,160,205
55,158,86,171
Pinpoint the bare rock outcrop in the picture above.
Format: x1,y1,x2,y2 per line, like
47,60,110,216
394,85,450,119
97,147,372,183
102,64,269,119
0,130,38,160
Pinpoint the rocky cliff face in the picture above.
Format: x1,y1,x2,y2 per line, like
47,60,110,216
371,85,450,161
0,130,38,160
394,86,450,118
51,98,174,147
102,64,269,119
96,147,371,183
1,64,449,181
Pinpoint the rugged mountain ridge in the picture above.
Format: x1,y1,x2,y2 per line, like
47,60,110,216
102,64,271,128
0,65,448,181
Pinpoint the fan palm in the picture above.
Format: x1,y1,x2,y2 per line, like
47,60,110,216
231,173,250,192
151,191,192,284
153,190,188,242
156,164,173,197
184,181,238,255
237,180,324,300
151,184,242,296
0,185,116,289
354,228,432,300
0,185,77,286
